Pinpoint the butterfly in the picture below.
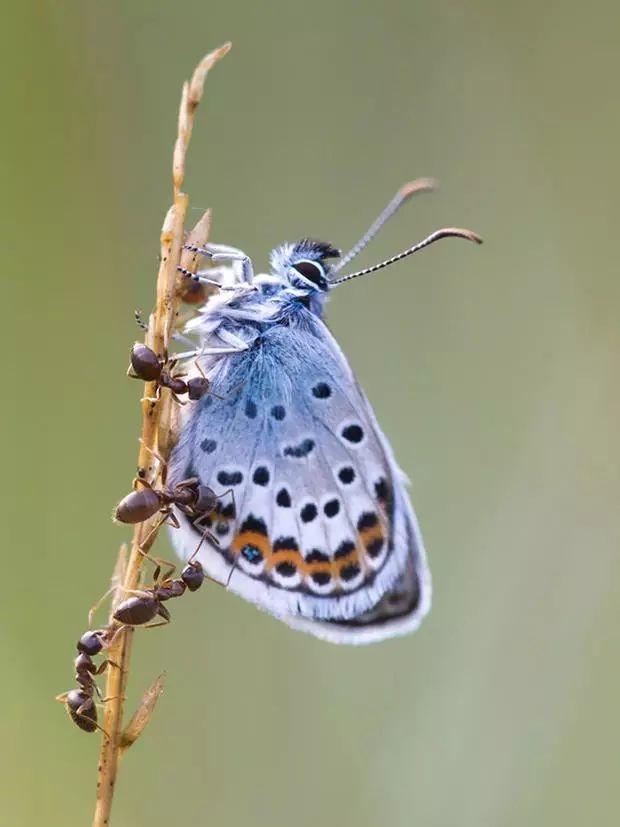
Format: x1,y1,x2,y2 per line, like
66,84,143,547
168,179,481,643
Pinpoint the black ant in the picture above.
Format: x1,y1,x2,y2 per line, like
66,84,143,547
113,560,205,628
114,476,217,526
56,628,116,735
128,342,210,402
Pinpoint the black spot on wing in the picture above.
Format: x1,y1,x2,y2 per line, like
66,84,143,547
300,503,318,523
334,540,355,559
306,549,329,563
312,382,331,399
324,499,340,518
283,438,315,458
357,512,379,531
338,466,355,485
240,515,267,535
366,538,384,558
276,488,291,507
217,470,243,486
273,536,299,552
340,564,361,582
252,466,270,486
375,478,389,502
341,424,364,444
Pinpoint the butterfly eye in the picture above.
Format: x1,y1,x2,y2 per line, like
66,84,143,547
291,259,327,289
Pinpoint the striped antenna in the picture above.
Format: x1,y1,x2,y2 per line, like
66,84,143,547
329,228,482,287
333,177,436,273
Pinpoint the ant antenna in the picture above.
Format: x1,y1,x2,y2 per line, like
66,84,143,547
329,227,482,287
334,178,436,273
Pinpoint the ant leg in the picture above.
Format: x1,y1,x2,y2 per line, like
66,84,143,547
151,560,177,584
143,619,171,630
137,549,177,577
225,553,241,588
88,544,130,626
132,476,153,491
188,516,221,558
223,487,237,519
193,358,208,380
137,511,170,551
165,510,181,530
92,659,115,676
212,378,247,402
73,701,112,739
186,518,218,566
105,624,130,647
138,438,168,473
122,588,154,599
88,586,116,627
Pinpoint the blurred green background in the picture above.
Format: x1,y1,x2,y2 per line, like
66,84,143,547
3,1,619,825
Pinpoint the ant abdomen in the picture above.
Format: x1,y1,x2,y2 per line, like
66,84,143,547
115,488,162,524
113,593,170,626
66,689,98,733
130,343,162,382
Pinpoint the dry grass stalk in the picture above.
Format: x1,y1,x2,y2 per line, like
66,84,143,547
92,42,231,827
119,673,166,753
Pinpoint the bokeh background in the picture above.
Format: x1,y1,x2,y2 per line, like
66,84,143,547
3,2,620,825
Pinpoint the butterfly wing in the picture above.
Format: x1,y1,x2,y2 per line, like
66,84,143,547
280,383,431,643
168,313,431,643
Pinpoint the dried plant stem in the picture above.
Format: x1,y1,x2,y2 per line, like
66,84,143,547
92,43,231,827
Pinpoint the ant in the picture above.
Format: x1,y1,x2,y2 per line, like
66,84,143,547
113,560,205,628
128,341,211,402
56,628,117,735
114,476,218,526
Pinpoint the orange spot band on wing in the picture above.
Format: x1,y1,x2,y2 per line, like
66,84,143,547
231,531,271,557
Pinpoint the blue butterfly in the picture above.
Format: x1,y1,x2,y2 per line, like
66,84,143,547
169,180,481,643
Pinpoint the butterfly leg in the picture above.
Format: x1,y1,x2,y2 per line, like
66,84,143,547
178,265,239,291
184,242,254,283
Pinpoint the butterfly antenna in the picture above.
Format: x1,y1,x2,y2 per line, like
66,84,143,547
329,227,483,286
333,178,436,273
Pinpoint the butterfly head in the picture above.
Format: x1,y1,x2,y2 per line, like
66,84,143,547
269,238,341,294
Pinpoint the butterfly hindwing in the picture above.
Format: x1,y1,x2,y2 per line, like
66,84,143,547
168,314,430,639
